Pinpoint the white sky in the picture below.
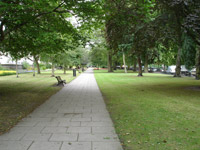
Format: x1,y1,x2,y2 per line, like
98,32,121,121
0,55,33,65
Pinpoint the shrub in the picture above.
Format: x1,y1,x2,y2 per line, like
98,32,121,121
22,61,30,70
0,71,16,76
0,65,5,70
40,63,47,70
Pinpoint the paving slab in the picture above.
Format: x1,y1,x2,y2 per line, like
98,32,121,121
0,68,123,150
61,142,91,150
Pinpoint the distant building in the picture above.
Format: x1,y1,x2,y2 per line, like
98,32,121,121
0,55,32,70
1,64,23,70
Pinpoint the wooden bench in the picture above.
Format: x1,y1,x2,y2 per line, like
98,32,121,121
55,76,66,86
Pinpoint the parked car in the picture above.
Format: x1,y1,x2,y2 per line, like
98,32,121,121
181,65,191,76
191,68,196,76
166,65,191,76
166,65,176,74
148,68,158,72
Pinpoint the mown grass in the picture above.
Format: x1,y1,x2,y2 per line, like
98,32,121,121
94,70,200,150
0,70,79,134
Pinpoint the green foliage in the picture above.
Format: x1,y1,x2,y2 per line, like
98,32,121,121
22,61,30,70
0,72,16,76
0,65,5,70
39,64,47,70
90,46,107,67
181,34,196,70
89,30,107,67
0,0,103,60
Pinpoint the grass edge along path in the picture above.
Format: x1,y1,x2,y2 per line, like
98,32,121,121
0,70,80,135
94,70,200,150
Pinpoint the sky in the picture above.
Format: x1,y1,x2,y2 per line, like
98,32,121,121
0,55,33,65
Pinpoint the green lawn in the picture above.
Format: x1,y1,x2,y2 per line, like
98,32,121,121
0,70,79,134
94,70,200,150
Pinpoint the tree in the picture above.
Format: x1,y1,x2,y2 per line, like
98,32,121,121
156,0,200,78
104,0,157,76
90,46,107,69
0,0,103,44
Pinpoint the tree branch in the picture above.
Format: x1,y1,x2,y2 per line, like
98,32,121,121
2,2,70,42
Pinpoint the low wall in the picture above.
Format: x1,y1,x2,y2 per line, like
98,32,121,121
1,64,23,70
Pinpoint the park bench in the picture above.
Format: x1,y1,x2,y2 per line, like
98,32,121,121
55,76,66,86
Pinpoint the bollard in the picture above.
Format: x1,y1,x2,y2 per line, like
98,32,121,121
73,69,76,77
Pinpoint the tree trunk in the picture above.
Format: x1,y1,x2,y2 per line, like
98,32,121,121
113,61,117,70
51,63,55,77
123,51,127,73
33,59,35,77
196,47,200,80
137,55,143,76
174,47,181,77
107,50,113,72
16,59,19,78
164,64,166,72
34,55,41,74
133,59,137,72
144,54,148,73
64,65,67,74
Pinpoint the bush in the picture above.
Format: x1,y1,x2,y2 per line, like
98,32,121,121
22,61,31,70
40,63,47,70
0,71,16,76
0,65,5,70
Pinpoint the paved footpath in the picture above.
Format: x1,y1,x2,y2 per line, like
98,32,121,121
0,68,123,150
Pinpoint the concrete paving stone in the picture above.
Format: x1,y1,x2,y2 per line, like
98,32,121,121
61,142,91,150
8,127,44,134
0,141,32,150
82,112,109,117
28,141,62,150
71,117,91,122
70,114,83,118
16,121,38,127
34,109,58,113
78,134,119,142
67,127,91,133
21,133,51,141
35,121,59,127
92,109,109,113
43,113,64,118
22,118,52,122
49,134,78,142
57,109,75,113
74,109,92,113
83,114,110,118
93,142,123,150
0,133,25,141
41,127,67,134
92,117,112,122
81,121,113,127
27,112,47,118
51,118,71,122
92,127,116,134
58,121,81,127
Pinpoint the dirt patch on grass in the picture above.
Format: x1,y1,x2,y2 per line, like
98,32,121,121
185,86,200,91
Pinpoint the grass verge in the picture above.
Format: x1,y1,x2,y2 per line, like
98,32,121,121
0,70,79,134
94,70,200,150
